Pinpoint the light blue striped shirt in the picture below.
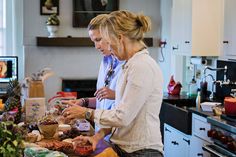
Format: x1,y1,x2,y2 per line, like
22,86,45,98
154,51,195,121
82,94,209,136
95,55,124,136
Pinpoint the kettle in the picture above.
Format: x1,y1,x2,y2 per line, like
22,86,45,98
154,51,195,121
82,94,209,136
224,97,236,116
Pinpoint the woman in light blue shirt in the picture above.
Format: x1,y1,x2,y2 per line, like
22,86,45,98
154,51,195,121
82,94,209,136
64,14,123,135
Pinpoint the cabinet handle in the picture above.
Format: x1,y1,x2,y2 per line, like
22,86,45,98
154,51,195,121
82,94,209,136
171,141,179,145
165,128,171,133
183,138,190,145
185,41,190,44
172,46,178,50
199,128,205,131
223,41,229,44
197,153,203,156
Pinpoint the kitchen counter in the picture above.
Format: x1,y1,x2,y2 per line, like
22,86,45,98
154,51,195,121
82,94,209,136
163,92,196,107
188,107,214,118
163,92,195,100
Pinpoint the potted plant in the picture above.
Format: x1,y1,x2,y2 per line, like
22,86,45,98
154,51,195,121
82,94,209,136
46,14,60,38
0,121,25,156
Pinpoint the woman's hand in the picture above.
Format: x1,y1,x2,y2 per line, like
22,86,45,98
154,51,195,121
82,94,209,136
94,87,115,101
62,105,87,122
73,135,99,151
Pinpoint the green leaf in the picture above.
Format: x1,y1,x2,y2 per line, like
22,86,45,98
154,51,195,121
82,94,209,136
12,140,18,147
6,144,15,152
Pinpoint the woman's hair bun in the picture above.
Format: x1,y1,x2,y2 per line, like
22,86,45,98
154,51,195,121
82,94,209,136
136,14,151,33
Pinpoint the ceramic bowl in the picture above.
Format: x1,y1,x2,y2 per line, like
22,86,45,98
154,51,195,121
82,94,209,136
38,123,58,139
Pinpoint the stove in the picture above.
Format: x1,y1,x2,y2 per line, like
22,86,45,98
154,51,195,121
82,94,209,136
206,115,236,156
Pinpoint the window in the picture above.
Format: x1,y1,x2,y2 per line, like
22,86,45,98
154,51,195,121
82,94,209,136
0,0,6,55
0,0,21,56
0,0,23,80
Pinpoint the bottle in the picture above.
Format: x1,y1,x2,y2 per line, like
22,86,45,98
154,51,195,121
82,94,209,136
196,91,201,110
189,77,198,97
200,81,208,102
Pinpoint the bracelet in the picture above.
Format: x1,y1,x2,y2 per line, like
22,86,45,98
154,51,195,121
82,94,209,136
81,98,89,107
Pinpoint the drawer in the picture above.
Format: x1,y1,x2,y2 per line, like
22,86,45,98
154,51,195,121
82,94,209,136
192,114,211,142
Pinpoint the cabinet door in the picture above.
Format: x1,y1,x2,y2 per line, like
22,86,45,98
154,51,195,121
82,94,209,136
179,135,191,157
223,0,236,57
171,0,223,56
171,0,191,55
191,135,211,157
164,124,190,157
192,114,211,142
164,125,178,157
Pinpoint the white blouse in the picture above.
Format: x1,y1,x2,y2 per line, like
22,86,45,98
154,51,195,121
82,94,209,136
94,49,164,153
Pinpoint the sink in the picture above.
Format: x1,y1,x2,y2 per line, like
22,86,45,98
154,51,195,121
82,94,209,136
160,102,194,135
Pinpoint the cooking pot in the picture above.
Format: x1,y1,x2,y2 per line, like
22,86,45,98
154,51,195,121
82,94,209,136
224,97,236,116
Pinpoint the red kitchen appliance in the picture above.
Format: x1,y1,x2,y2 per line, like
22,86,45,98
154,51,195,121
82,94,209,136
224,97,236,116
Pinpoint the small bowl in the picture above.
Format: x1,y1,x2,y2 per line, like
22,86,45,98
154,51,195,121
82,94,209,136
38,123,58,139
25,133,38,143
73,141,93,156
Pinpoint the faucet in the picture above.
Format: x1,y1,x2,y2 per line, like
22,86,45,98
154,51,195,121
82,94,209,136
203,74,215,100
203,65,227,82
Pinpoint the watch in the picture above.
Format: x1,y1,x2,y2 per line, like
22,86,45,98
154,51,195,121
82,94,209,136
85,109,93,120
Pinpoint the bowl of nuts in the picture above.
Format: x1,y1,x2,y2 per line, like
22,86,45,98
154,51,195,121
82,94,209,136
38,115,58,139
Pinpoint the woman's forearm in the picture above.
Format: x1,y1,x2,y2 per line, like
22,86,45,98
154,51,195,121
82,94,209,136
93,128,112,141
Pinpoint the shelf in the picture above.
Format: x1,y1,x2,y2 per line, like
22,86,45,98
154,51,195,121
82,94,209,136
36,37,153,47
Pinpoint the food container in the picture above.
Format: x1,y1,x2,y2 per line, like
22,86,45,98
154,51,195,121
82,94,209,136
224,97,236,116
38,115,58,139
38,123,58,139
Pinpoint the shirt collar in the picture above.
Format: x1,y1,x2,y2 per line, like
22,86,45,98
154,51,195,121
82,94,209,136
122,48,148,70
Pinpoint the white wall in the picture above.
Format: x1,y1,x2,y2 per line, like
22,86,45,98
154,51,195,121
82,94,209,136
23,0,168,101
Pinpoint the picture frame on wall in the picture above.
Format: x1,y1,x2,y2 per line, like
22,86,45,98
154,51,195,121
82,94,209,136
40,0,59,15
73,0,119,27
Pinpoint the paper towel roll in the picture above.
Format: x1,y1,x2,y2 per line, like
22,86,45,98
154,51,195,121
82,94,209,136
190,58,207,65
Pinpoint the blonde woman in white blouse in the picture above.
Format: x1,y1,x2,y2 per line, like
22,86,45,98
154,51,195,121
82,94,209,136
63,10,164,157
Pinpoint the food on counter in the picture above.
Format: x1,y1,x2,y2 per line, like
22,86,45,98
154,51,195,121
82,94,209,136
38,115,58,125
36,139,73,154
25,130,42,142
24,147,50,157
212,106,224,116
38,115,59,139
58,124,71,132
73,140,93,156
58,127,81,140
24,147,68,157
25,132,38,143
62,138,73,144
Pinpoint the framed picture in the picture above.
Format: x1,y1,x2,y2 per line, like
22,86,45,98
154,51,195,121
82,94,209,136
40,0,59,15
73,0,119,27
